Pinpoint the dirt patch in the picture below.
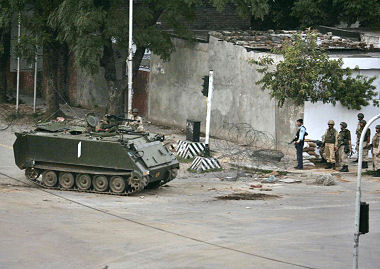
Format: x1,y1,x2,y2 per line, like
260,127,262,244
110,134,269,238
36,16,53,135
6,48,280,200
216,192,280,200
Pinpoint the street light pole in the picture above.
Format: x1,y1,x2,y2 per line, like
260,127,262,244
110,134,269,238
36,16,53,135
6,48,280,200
16,12,21,113
33,52,37,113
353,114,380,268
127,0,133,114
204,70,213,156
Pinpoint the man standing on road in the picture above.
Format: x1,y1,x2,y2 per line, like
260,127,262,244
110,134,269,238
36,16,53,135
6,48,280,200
359,119,370,169
372,125,380,176
354,113,365,162
337,122,351,172
294,119,306,170
323,120,338,170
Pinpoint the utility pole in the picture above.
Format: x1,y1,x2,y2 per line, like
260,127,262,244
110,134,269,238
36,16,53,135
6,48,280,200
127,0,133,114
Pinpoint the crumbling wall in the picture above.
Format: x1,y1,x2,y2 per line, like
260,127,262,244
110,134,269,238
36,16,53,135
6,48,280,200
148,36,303,149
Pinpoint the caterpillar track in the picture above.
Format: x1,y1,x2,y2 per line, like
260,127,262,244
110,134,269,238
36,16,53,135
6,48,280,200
24,168,175,196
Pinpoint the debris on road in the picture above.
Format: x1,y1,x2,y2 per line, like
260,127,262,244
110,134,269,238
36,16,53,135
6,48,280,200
261,175,277,183
314,174,336,186
249,184,262,189
216,192,280,200
260,188,272,191
279,178,302,184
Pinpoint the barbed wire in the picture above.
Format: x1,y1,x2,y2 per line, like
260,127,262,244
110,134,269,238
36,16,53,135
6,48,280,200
212,122,295,172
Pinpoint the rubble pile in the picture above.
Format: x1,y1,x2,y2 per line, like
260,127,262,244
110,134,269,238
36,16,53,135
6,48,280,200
314,174,336,186
211,30,369,50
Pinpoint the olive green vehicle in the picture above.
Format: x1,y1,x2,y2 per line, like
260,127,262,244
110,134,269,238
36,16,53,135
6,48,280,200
13,115,179,195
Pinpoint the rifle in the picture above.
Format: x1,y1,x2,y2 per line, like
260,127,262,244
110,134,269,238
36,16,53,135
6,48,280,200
105,114,137,123
288,137,297,145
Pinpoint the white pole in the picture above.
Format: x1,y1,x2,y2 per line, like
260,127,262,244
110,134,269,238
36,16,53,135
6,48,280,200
127,0,133,114
353,114,380,269
205,70,213,149
16,12,21,113
33,53,37,113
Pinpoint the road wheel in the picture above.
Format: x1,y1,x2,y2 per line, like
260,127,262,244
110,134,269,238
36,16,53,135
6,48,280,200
42,170,58,187
76,174,91,190
25,168,40,180
109,176,126,193
59,172,75,189
128,174,147,191
93,175,108,192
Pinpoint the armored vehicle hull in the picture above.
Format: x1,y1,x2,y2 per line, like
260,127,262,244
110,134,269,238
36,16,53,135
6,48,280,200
14,126,179,195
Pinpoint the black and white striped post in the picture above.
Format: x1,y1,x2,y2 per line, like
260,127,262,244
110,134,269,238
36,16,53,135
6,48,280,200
189,70,222,172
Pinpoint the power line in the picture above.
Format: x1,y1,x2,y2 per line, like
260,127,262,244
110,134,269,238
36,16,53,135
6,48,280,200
0,171,317,269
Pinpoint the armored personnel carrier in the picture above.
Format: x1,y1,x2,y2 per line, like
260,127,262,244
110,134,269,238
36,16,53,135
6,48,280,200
13,114,179,195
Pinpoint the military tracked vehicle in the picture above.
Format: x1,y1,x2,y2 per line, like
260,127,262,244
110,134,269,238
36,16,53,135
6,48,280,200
13,115,179,195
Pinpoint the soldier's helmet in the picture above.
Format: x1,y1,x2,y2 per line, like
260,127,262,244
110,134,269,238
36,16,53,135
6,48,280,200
358,113,364,119
340,122,347,128
376,125,380,130
360,119,367,125
328,120,335,125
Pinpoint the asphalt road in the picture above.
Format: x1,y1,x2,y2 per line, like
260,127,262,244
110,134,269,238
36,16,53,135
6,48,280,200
0,128,380,269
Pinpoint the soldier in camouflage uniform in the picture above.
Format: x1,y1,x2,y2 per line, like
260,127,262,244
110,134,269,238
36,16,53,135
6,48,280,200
372,125,380,177
127,108,144,132
323,120,338,170
358,119,371,169
337,122,351,172
354,113,364,162
95,114,118,132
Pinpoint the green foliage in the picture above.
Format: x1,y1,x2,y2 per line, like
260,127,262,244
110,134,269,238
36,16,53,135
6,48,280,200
252,0,380,29
0,0,64,60
213,0,270,19
292,0,380,27
252,31,378,110
251,0,299,30
49,0,199,74
50,0,272,75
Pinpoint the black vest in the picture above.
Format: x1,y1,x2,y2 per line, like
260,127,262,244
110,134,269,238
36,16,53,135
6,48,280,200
296,126,306,141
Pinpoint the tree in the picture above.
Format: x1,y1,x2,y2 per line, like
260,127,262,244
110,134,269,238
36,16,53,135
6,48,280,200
252,31,378,110
291,0,380,28
0,0,68,116
0,1,15,103
50,0,272,115
249,0,380,30
251,0,299,30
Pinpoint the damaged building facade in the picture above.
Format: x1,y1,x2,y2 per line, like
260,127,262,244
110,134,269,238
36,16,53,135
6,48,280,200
148,29,380,149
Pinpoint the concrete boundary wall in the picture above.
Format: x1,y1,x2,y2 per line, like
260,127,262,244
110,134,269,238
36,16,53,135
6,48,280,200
148,36,303,150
